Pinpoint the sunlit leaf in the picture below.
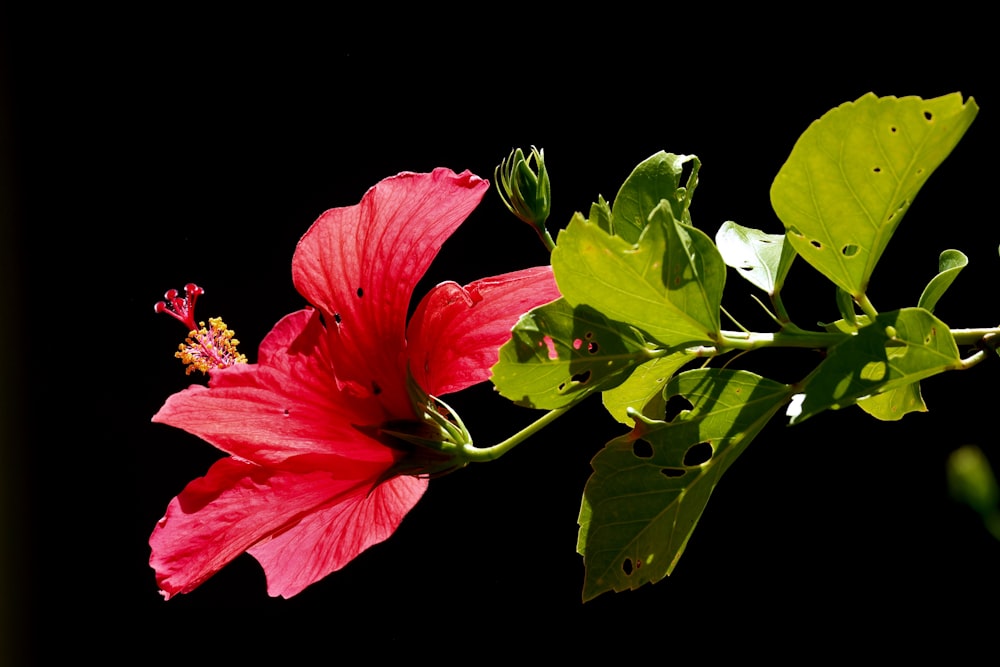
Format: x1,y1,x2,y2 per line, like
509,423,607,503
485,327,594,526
771,93,978,298
553,201,725,348
611,152,700,243
601,353,693,425
788,307,961,425
491,298,649,409
578,369,792,601
857,382,927,421
918,249,968,313
715,221,795,295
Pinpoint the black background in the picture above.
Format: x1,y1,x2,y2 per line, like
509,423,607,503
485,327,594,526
4,8,999,661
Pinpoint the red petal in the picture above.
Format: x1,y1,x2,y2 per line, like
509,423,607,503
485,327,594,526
150,455,397,599
408,266,560,396
291,169,489,417
248,474,426,598
152,309,393,466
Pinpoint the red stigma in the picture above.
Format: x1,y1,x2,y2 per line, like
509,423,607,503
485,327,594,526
155,283,204,331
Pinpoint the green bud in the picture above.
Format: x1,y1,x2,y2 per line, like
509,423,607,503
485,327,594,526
495,146,554,251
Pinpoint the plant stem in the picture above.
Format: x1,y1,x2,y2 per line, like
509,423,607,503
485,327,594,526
462,404,574,463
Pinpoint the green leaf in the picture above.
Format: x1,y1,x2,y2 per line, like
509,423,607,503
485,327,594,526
715,221,795,295
918,249,968,312
788,307,961,424
835,286,860,330
771,93,978,298
553,201,725,347
856,382,927,421
578,369,792,601
601,353,693,425
856,250,966,422
610,152,700,244
491,298,649,409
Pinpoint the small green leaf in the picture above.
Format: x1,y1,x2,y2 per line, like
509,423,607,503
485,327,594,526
788,307,961,424
918,249,968,313
588,195,614,236
578,369,792,601
857,382,927,421
771,93,978,298
601,353,693,425
611,152,700,244
491,298,649,409
553,201,725,348
715,221,795,295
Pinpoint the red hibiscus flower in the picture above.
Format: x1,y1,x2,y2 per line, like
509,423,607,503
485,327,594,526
150,168,560,599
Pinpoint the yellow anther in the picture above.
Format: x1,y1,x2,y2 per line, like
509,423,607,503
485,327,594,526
175,317,248,375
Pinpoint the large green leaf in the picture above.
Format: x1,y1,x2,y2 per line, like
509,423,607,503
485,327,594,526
491,298,649,409
553,201,725,348
788,307,962,424
578,369,792,601
770,93,978,298
715,220,796,295
611,152,700,243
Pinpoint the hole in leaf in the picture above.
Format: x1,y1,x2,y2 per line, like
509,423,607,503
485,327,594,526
622,558,634,576
683,442,713,466
842,244,859,257
571,369,592,384
890,126,898,133
924,110,933,121
664,394,694,422
873,166,882,173
788,226,804,238
356,287,364,298
588,341,599,354
633,439,653,459
661,467,686,478
740,265,754,272
635,559,642,569
573,338,583,350
810,240,822,249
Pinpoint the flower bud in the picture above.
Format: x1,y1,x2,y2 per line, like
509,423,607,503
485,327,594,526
495,146,554,250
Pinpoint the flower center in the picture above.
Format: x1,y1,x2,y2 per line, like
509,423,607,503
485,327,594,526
156,284,248,374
